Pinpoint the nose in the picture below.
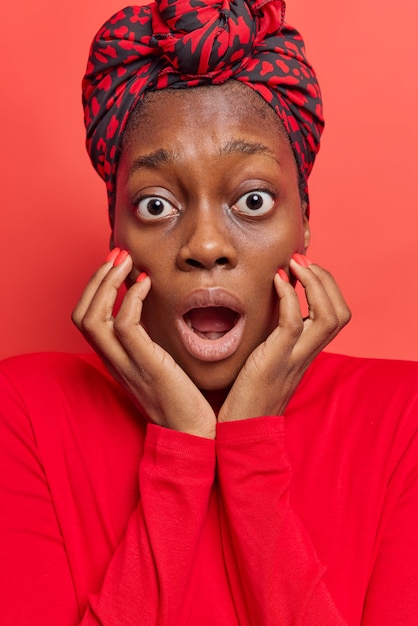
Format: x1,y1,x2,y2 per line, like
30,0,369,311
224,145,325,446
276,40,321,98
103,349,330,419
176,207,238,271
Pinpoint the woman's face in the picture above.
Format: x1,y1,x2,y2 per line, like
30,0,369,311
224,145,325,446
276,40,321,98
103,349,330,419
113,83,310,392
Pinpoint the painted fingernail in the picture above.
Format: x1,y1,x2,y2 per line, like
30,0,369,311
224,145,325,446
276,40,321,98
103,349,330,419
136,271,148,283
277,268,289,282
114,250,129,267
105,247,121,264
291,253,313,267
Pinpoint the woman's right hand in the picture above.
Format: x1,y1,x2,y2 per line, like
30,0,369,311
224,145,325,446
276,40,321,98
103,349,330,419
72,250,217,439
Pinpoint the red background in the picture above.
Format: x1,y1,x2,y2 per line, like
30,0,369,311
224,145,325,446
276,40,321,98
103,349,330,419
1,1,417,361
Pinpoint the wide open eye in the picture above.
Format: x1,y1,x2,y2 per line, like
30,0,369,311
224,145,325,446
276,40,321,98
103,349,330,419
136,196,176,220
233,191,275,217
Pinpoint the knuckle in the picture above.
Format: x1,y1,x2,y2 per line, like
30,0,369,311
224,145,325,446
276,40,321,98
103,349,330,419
113,315,138,343
113,316,131,338
71,307,82,329
320,267,334,281
339,305,352,327
286,317,304,338
89,267,106,284
312,266,334,283
79,312,100,338
320,310,339,334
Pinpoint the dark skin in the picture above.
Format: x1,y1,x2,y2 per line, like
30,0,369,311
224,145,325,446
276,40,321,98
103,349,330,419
72,82,350,439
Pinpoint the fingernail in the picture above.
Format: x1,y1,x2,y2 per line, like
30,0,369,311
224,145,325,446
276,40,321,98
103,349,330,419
114,250,129,267
105,247,121,264
291,253,313,267
136,271,148,283
277,268,289,282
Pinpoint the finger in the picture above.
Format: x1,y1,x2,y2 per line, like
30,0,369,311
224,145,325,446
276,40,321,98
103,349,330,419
240,272,304,378
71,251,121,327
78,251,133,326
219,272,302,420
308,264,351,327
73,252,135,365
112,275,158,363
289,258,351,356
113,275,196,393
100,273,179,393
116,272,152,330
271,271,304,350
290,260,351,329
72,248,129,325
220,270,316,420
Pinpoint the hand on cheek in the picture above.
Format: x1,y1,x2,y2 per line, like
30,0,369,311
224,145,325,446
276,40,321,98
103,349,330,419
218,254,351,422
72,250,217,439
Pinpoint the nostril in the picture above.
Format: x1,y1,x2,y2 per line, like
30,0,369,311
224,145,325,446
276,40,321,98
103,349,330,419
186,259,203,268
185,257,229,268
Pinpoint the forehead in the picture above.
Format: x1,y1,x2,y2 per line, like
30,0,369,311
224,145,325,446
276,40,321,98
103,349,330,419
122,81,290,153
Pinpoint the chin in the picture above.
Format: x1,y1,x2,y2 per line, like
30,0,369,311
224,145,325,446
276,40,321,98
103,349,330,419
182,358,241,393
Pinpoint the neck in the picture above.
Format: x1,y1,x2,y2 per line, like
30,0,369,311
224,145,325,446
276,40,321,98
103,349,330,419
202,387,230,416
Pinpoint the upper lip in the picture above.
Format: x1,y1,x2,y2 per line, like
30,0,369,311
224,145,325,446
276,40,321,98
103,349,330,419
177,288,245,317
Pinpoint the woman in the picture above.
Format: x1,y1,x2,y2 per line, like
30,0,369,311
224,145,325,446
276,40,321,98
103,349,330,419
1,1,417,624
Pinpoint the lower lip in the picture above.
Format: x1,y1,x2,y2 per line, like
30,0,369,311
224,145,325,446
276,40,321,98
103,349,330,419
175,315,245,362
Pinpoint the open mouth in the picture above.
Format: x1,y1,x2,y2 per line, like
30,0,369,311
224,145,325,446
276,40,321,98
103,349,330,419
184,306,240,341
175,289,246,362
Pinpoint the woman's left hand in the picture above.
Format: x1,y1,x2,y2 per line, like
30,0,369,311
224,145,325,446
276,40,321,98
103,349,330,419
218,256,351,422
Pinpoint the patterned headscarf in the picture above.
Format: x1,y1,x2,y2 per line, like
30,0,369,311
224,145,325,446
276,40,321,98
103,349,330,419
82,0,324,223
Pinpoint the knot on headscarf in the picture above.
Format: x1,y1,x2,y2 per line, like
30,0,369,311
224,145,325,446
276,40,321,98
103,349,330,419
149,0,285,75
82,1,323,224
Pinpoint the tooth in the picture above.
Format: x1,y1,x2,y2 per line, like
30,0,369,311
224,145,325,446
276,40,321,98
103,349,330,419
206,332,224,340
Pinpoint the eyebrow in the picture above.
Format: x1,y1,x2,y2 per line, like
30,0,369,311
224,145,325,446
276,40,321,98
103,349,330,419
219,139,280,164
128,139,280,177
128,149,175,176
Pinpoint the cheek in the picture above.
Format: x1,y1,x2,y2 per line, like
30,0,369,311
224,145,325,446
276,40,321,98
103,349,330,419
252,228,302,273
114,219,175,274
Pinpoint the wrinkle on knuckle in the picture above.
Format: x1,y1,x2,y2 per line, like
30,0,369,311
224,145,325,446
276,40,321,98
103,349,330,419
71,308,82,328
246,349,269,376
113,316,133,339
320,311,339,335
89,267,107,284
312,266,333,282
79,314,100,338
339,305,352,327
321,268,334,281
286,318,304,339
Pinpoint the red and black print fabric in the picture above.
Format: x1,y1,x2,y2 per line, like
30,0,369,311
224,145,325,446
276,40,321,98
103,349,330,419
82,0,324,222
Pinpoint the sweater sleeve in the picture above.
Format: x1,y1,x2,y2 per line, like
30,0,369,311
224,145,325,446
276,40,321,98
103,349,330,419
216,416,347,626
82,424,215,625
0,371,79,624
0,369,216,625
360,408,418,625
